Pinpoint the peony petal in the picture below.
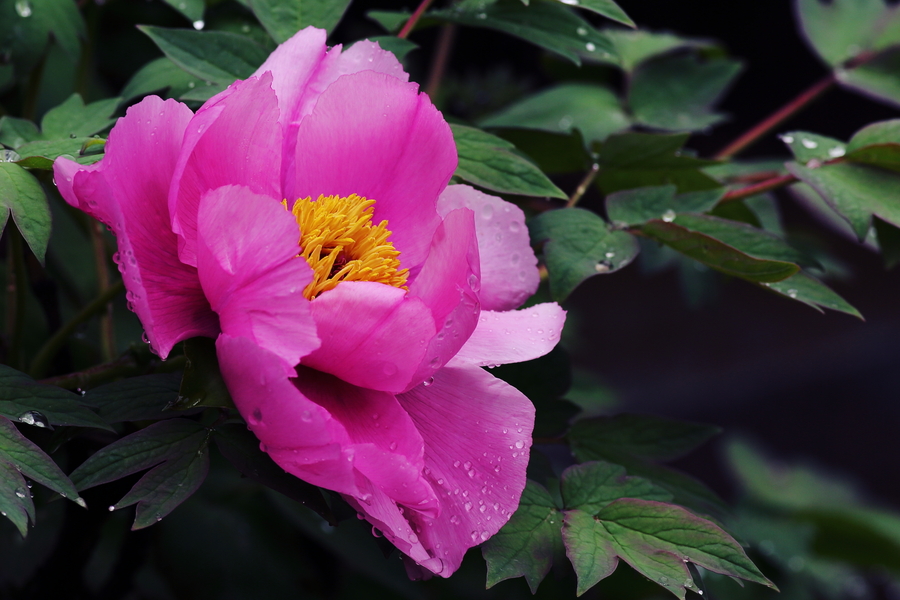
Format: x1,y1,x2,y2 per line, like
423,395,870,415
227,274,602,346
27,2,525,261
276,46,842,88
169,72,282,266
288,71,455,277
53,96,218,357
448,303,566,368
301,282,436,393
405,208,481,390
217,335,358,494
438,185,540,311
354,365,535,577
293,366,438,516
196,185,319,368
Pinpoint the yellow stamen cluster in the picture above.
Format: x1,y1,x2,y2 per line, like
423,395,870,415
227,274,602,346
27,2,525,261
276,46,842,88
287,194,408,300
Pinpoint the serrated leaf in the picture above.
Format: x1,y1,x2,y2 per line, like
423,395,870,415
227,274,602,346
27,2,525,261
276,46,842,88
0,162,51,264
214,424,332,522
40,94,119,140
480,83,631,145
162,0,204,21
451,124,565,198
15,137,105,166
629,54,742,132
139,26,269,85
249,0,352,41
0,365,111,431
839,47,900,107
796,0,896,66
563,499,775,597
529,208,640,301
86,373,182,423
606,185,723,226
601,28,718,73
0,416,83,531
0,460,32,536
431,0,616,66
568,414,721,462
639,220,800,283
779,131,847,163
561,461,671,514
553,0,633,26
594,132,721,194
761,271,862,318
786,160,900,240
483,480,563,593
171,337,234,410
0,117,41,148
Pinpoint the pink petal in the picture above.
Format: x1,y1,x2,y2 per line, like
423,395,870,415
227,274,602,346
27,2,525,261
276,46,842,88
438,185,540,311
195,185,319,368
354,365,535,577
217,334,357,494
53,96,218,357
287,71,455,277
301,282,436,393
449,303,566,368
405,208,481,390
169,72,282,266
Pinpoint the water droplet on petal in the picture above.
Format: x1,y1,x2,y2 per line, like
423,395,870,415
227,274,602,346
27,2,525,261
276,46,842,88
514,440,524,449
372,527,382,538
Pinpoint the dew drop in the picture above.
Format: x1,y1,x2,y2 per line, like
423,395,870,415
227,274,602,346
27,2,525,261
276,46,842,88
787,288,798,299
801,138,818,149
605,251,616,258
463,461,472,470
662,209,676,222
595,261,612,273
828,146,845,158
780,134,794,144
389,441,398,451
453,461,461,468
481,204,494,219
301,410,312,422
480,531,490,541
514,440,524,449
108,505,116,512
576,27,588,36
19,410,50,429
467,469,476,478
464,501,473,511
423,377,435,387
192,19,205,30
585,42,596,52
450,515,461,524
15,0,32,18
14,489,26,499
372,526,382,538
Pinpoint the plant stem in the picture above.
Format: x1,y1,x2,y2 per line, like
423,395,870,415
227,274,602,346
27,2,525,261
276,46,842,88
717,173,798,204
5,227,28,370
426,24,457,99
398,0,435,39
22,53,47,122
39,353,186,391
567,163,600,207
29,280,124,379
714,74,835,160
90,220,116,361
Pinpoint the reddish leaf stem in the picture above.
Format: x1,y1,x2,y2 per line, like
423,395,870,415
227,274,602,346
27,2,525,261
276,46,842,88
717,173,798,204
398,0,435,39
567,163,600,208
425,24,457,99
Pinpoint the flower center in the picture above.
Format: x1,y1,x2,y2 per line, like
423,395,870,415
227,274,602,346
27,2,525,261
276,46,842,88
288,194,408,300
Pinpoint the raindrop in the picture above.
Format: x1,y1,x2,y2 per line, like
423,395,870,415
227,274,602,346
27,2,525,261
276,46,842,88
463,461,472,470
479,504,487,513
423,377,435,387
585,42,596,52
801,138,818,149
450,515,461,524
108,505,116,512
356,513,365,520
75,497,87,508
595,261,612,273
453,461,461,468
14,489,26,499
659,576,670,585
192,20,205,30
19,411,50,428
662,209,676,222
576,27,588,36
558,115,574,130
514,440,524,449
436,478,444,485
301,410,312,422
494,464,501,473
605,251,616,258
408,532,419,543
480,531,490,541
509,221,520,233
787,288,798,299
389,441,398,451
464,501,473,511
828,146,845,158
1,149,21,162
360,493,373,505
467,469,476,478
481,204,494,219
372,526,382,538
155,514,162,522
475,12,487,19
779,134,794,144
188,81,196,89
15,0,32,17
560,0,578,4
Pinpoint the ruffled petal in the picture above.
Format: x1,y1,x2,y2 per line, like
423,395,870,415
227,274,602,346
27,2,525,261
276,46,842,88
196,185,319,368
287,71,455,277
53,96,218,357
448,303,566,368
301,282,436,393
353,365,535,577
438,185,540,311
405,208,481,390
217,334,357,494
169,72,282,266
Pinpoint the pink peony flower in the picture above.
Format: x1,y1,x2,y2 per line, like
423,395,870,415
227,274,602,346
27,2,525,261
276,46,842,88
54,27,565,576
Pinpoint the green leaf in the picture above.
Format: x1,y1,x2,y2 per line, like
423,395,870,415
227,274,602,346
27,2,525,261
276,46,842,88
568,414,720,462
366,10,410,34
138,26,270,85
249,0,352,41
761,271,862,318
594,132,721,194
213,424,332,522
786,160,900,240
638,219,800,283
602,28,718,73
0,162,51,264
874,216,900,268
779,131,847,164
69,418,209,529
40,94,119,140
14,137,105,166
529,208,640,301
431,0,616,66
843,119,900,171
0,0,85,76
493,128,590,175
560,461,671,514
171,337,234,411
562,499,775,597
451,124,566,198
162,0,204,22
363,36,418,61
479,83,631,145
86,373,182,423
796,0,895,65
553,0,633,27
839,47,900,107
121,57,207,103
605,185,723,226
0,364,112,430
0,416,83,535
629,54,743,132
483,480,563,593
0,117,41,148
